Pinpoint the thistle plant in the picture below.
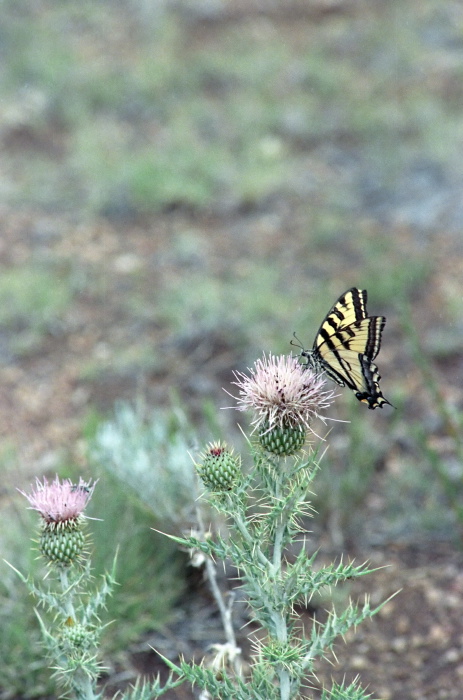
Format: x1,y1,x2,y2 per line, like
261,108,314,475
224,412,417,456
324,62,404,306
7,476,116,700
9,354,390,700
147,354,389,700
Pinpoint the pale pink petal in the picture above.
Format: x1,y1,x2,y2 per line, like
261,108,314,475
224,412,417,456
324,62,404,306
19,475,97,524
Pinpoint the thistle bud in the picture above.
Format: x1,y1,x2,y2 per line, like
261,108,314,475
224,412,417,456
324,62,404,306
60,619,97,651
197,442,241,491
259,422,306,456
39,520,87,567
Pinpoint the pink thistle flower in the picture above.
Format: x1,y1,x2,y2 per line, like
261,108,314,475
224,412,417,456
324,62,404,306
230,353,335,434
19,476,96,525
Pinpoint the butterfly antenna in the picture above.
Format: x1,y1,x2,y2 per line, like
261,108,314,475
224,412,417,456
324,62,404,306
290,332,304,351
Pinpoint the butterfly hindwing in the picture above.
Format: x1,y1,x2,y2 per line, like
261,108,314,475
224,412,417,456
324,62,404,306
302,288,391,409
356,354,389,409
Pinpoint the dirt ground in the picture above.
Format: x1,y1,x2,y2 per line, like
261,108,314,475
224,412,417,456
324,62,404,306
2,1,463,699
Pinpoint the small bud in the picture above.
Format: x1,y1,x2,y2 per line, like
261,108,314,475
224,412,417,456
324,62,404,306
259,422,306,456
197,442,241,491
60,619,97,651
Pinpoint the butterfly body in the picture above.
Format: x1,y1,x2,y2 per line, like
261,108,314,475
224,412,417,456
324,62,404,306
301,288,391,409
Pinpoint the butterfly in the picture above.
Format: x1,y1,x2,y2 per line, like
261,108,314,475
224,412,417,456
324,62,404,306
297,287,392,409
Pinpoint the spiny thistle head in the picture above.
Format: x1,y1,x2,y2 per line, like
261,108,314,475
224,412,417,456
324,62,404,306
60,617,98,652
19,476,97,567
230,353,335,455
196,442,241,491
258,423,306,456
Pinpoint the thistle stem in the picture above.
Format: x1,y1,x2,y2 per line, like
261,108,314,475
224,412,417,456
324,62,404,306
272,521,285,576
196,506,242,678
59,568,76,619
272,461,292,699
72,671,98,700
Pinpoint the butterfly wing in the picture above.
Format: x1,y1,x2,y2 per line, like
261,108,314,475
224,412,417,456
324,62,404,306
314,288,368,339
305,288,391,409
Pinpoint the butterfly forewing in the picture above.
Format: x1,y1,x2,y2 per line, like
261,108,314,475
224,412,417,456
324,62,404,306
315,288,368,344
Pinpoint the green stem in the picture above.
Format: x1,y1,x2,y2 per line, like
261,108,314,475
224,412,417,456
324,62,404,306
72,670,98,700
60,568,76,619
272,462,293,699
232,509,271,570
272,521,285,576
58,569,98,700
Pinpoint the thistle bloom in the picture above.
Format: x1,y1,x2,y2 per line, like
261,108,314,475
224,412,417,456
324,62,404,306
19,476,96,525
232,354,334,430
230,354,335,454
19,476,97,566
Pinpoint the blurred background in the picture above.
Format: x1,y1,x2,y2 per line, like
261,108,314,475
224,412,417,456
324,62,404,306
1,0,463,698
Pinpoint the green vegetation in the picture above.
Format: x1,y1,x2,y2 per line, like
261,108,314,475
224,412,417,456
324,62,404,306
90,402,199,530
2,0,460,215
0,265,72,356
0,505,55,697
0,0,456,369
314,410,388,543
87,474,187,650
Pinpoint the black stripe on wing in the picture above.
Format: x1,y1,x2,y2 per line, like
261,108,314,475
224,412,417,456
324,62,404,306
364,316,385,360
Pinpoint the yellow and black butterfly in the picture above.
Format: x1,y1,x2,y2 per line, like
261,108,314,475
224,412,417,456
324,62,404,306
298,287,391,409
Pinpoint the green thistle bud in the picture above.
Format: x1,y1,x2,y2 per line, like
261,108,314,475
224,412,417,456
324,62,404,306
60,619,97,651
39,520,86,567
197,442,241,491
259,423,306,456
